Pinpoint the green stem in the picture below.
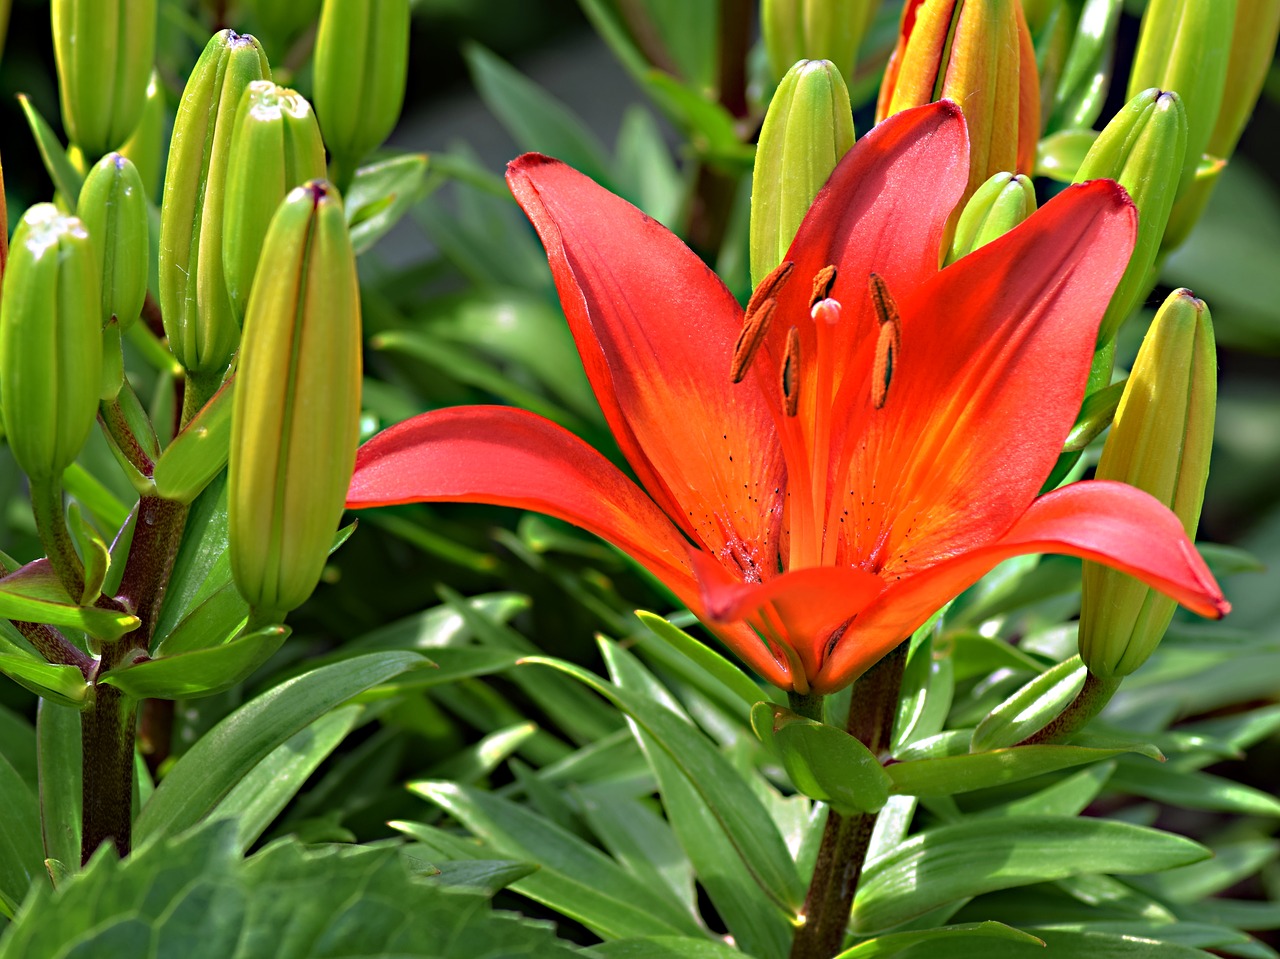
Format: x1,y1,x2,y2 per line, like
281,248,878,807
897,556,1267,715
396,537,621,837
181,371,224,429
81,494,190,862
30,476,85,602
1019,671,1122,746
787,689,825,722
789,643,909,959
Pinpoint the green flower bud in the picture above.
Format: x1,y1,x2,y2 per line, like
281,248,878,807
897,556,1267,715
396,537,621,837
761,0,875,87
750,59,854,287
944,171,1036,265
118,70,165,202
1079,290,1216,678
1127,0,1236,196
1208,0,1280,162
159,30,270,381
0,205,103,480
1074,88,1187,343
229,181,362,620
223,81,327,324
313,0,410,176
1043,0,1123,134
51,0,157,158
77,153,149,332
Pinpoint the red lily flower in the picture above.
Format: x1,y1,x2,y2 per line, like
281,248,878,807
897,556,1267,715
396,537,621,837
347,101,1228,695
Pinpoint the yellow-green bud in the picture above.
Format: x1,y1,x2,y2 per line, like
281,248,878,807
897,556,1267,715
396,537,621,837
313,0,410,173
118,71,165,203
1074,88,1187,343
1208,0,1280,162
1127,0,1236,196
1079,290,1216,678
0,205,103,480
229,181,362,619
761,0,875,87
77,153,149,332
750,59,854,287
944,171,1036,265
223,82,327,323
51,0,157,159
159,30,270,379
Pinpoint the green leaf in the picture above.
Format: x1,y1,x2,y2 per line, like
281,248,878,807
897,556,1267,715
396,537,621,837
852,817,1211,933
1137,838,1280,904
641,71,753,167
976,762,1114,818
464,43,613,186
66,503,109,605
421,859,539,896
1108,758,1280,816
836,922,1044,958
752,703,890,814
152,380,233,504
0,822,581,959
970,656,1087,751
134,651,425,843
100,626,289,700
63,463,132,536
636,611,765,709
528,653,804,912
344,592,528,655
0,749,43,918
0,652,90,708
1063,379,1126,452
212,705,362,853
412,781,704,940
0,560,139,643
152,582,248,657
947,632,1046,684
614,106,683,227
36,701,82,871
588,938,746,958
877,927,1215,958
152,473,233,644
428,723,538,783
17,93,84,202
1195,542,1268,577
886,745,1141,798
347,153,430,255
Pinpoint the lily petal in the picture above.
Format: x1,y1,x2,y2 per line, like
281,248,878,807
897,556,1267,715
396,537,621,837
347,406,697,597
507,154,784,570
762,100,970,423
814,480,1228,692
835,179,1137,574
691,549,884,683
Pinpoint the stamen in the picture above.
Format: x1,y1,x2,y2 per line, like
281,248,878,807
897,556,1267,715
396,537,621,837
868,274,902,410
809,265,837,307
731,298,776,382
782,327,801,416
746,260,795,319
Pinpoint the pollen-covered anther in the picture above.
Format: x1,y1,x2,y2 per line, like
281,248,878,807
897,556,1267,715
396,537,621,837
809,264,837,307
868,273,902,409
745,259,795,318
731,297,776,382
782,326,801,416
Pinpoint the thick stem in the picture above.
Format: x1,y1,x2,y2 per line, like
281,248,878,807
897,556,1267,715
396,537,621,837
30,477,85,602
790,644,909,959
16,621,95,677
717,0,752,118
181,371,224,429
787,689,825,722
1019,671,1122,746
81,494,189,862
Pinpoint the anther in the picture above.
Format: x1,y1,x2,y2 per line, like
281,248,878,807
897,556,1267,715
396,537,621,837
745,260,795,319
731,298,776,382
782,327,801,416
809,265,837,307
868,274,902,410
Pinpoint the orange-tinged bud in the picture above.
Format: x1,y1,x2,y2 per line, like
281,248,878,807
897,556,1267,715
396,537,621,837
878,0,1039,208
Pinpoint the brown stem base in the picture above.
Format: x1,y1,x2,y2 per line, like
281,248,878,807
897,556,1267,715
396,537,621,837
80,685,136,862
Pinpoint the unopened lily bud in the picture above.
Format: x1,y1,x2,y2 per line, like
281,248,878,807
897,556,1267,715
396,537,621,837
1127,0,1236,196
223,81,327,322
1079,290,1216,678
159,30,270,380
52,0,157,159
1075,88,1187,343
1043,0,1124,134
944,171,1035,264
762,0,875,86
0,205,102,480
313,0,410,178
878,0,1039,207
119,71,165,202
1208,0,1280,162
229,181,362,620
751,59,854,286
77,154,149,332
